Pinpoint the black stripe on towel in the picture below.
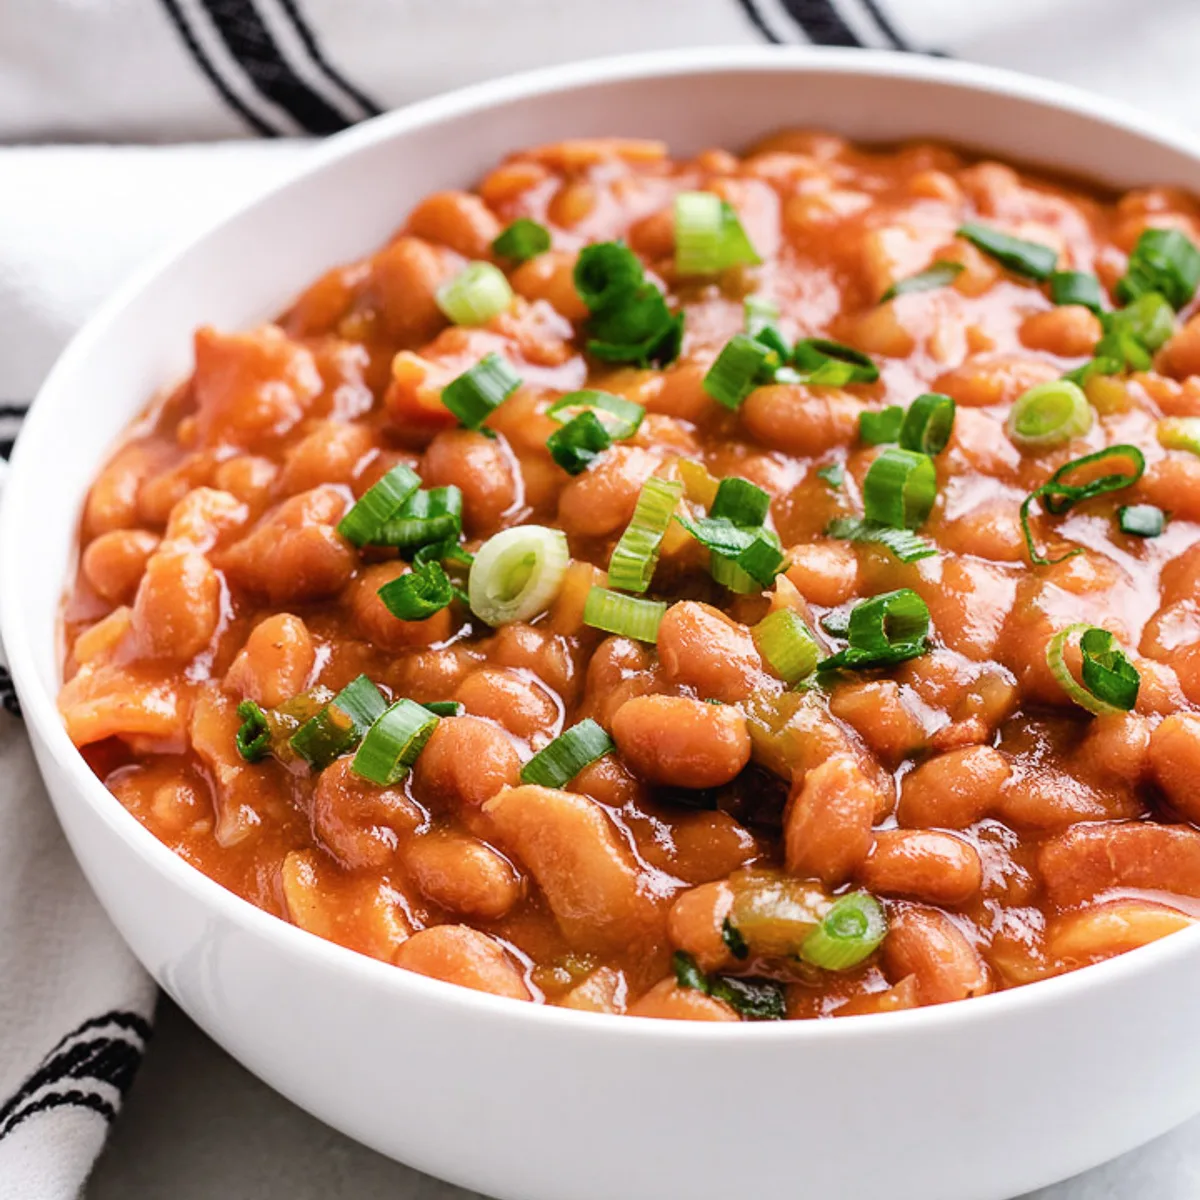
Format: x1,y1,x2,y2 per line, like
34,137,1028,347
859,0,913,49
0,667,20,718
198,0,358,134
777,0,864,46
158,0,280,136
274,0,382,118
734,0,782,42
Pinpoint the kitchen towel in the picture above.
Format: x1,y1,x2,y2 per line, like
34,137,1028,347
0,2,1199,1197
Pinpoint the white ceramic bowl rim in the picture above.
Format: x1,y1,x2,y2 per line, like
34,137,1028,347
7,43,1200,1043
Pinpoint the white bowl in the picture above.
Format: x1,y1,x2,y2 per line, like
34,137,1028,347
7,46,1200,1200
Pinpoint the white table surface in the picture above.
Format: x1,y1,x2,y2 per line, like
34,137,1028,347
89,996,1200,1200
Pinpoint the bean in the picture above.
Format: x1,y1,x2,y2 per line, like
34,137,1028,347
1161,313,1200,379
830,681,928,763
1040,823,1200,905
223,613,315,708
933,354,1059,409
784,754,878,886
220,486,356,604
421,428,519,536
897,745,1010,830
162,487,248,552
740,385,859,457
1079,712,1151,787
938,500,1026,563
571,755,646,809
1149,713,1200,823
785,542,859,606
138,453,217,529
455,666,561,741
656,601,764,703
627,978,739,1022
483,784,661,954
998,765,1141,830
369,236,455,345
389,645,483,705
212,455,278,508
405,832,522,920
557,447,661,538
58,661,187,747
1019,307,1102,357
82,529,159,604
130,548,221,662
882,907,991,1005
84,443,165,536
310,757,422,870
412,715,521,810
858,830,982,905
394,925,531,1001
510,250,589,322
406,191,502,259
643,810,758,886
1046,900,1194,965
612,695,751,789
521,138,667,170
486,622,578,701
278,422,376,496
558,966,629,1014
835,975,922,1017
73,607,133,665
668,880,735,973
350,561,455,651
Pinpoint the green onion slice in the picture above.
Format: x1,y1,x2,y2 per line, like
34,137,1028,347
674,191,762,276
722,917,749,960
816,462,844,489
336,464,422,547
859,406,904,446
545,390,644,439
790,338,879,386
1118,504,1166,537
743,294,790,358
899,392,956,456
1020,444,1146,565
1048,271,1105,314
1117,228,1200,310
582,586,666,642
702,333,778,410
1046,623,1140,715
672,950,710,993
377,561,456,621
423,700,463,718
752,609,820,685
351,698,439,785
235,700,271,762
468,525,569,627
435,261,514,326
863,446,937,529
608,476,684,593
880,260,964,303
546,410,612,475
825,517,937,564
378,486,463,549
1006,380,1093,449
711,476,771,526
670,951,784,1020
1064,291,1175,385
819,589,931,672
1158,416,1200,456
799,893,888,970
519,718,614,788
441,352,522,429
290,675,388,770
957,223,1058,281
677,517,786,589
492,218,551,263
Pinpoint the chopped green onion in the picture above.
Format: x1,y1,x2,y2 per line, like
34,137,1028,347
468,525,569,627
677,517,785,590
545,390,644,439
863,446,937,529
899,392,956,456
957,223,1058,281
290,675,388,770
826,517,937,563
414,540,473,569
351,698,439,785
672,950,710,993
702,334,778,410
710,476,771,527
608,476,684,593
1006,380,1093,449
441,353,522,429
1046,623,1140,716
791,338,879,386
377,561,456,621
819,609,851,639
519,719,614,788
1118,504,1166,537
492,218,551,263
573,242,682,367
423,701,462,718
743,295,790,358
235,700,270,762
1117,228,1200,310
722,917,749,960
1065,291,1175,385
435,262,514,326
799,893,888,970
859,406,904,445
1049,271,1105,315
880,260,964,303
1020,444,1146,565
378,486,463,549
1158,416,1200,456
336,464,422,547
819,589,931,672
582,586,666,642
546,410,612,475
670,951,784,1020
674,191,761,275
752,609,820,684
816,462,844,489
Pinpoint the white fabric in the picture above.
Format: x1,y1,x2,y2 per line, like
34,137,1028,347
2,3,1200,1197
